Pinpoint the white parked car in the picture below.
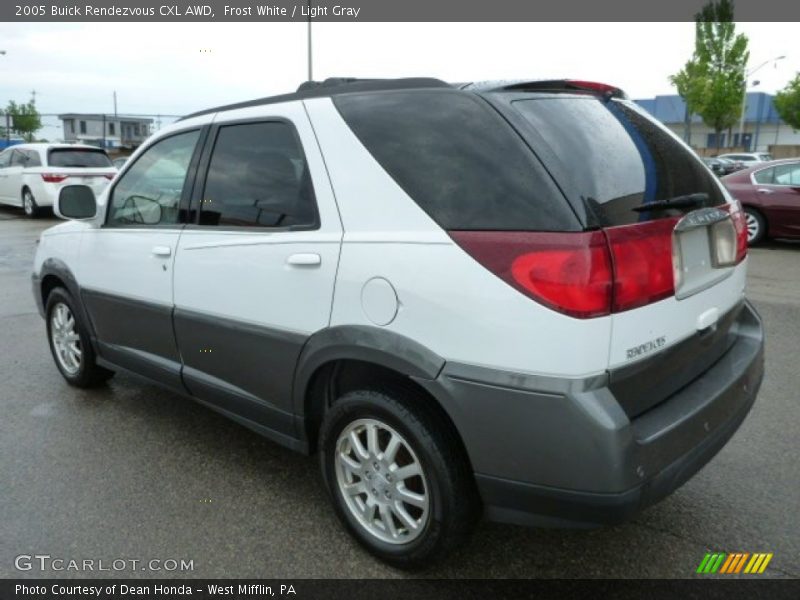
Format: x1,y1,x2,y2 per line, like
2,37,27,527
717,152,774,164
32,78,764,568
0,143,116,218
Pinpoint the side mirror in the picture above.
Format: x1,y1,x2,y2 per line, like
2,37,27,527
55,185,97,220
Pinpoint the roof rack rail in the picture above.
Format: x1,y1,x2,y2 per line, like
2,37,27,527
181,77,451,121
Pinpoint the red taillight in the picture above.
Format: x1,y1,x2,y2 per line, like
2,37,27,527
721,201,748,263
450,231,613,318
605,218,679,313
451,219,680,319
41,174,69,183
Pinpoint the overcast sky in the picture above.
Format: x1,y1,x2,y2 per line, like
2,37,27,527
0,22,796,137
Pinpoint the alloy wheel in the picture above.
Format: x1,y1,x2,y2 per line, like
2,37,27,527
334,418,430,545
23,191,34,216
744,211,760,243
50,303,82,375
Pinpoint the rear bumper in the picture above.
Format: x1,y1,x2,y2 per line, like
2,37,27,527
422,300,764,527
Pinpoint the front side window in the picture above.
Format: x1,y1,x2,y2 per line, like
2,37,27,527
753,167,775,184
10,150,27,167
108,129,200,226
0,150,10,168
199,121,318,228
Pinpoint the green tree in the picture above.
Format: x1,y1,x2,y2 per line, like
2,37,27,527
669,59,707,143
5,97,42,142
774,73,800,131
669,0,749,149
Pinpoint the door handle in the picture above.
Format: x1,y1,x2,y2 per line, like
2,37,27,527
756,188,774,194
152,245,172,257
287,253,321,266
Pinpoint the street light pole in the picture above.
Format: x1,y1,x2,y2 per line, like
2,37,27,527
738,55,786,148
307,1,312,81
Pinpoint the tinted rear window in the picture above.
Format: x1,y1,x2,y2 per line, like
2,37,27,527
48,148,112,168
511,97,726,226
334,90,578,231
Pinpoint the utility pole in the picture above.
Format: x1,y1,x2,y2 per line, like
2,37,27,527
102,114,106,148
113,91,117,117
307,0,312,81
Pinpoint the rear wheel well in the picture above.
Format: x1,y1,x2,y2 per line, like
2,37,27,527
303,359,471,467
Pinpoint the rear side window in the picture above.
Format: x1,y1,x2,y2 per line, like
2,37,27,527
48,148,112,168
773,163,800,185
199,121,318,229
23,150,42,167
511,97,726,226
334,90,577,231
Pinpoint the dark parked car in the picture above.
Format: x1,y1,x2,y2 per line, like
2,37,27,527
701,156,726,176
722,159,800,244
715,157,742,175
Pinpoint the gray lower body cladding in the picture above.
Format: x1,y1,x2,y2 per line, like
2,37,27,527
419,301,765,527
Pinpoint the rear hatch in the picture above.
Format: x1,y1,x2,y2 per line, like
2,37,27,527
486,83,748,417
43,147,116,195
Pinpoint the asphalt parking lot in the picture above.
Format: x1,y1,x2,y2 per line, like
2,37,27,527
1,207,798,579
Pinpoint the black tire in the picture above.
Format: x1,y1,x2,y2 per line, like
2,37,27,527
744,207,766,246
22,188,42,219
45,287,114,388
319,388,479,569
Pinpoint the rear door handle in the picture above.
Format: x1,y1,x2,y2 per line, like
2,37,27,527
152,245,172,257
757,188,774,194
287,253,321,266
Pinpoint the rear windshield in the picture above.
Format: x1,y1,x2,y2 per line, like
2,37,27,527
510,97,726,226
48,148,112,168
333,90,579,231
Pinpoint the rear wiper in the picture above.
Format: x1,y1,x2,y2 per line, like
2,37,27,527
632,193,709,212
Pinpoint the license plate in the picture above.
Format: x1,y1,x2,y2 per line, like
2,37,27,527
673,208,736,299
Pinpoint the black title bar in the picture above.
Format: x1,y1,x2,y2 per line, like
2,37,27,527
5,0,800,22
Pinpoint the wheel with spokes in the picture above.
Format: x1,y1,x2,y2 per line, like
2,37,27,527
45,287,114,387
319,388,479,568
743,207,766,245
22,188,42,218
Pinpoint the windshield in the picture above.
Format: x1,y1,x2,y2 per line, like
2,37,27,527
510,96,727,226
48,148,112,168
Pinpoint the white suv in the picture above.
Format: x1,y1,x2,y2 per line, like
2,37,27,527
32,78,764,568
0,143,116,217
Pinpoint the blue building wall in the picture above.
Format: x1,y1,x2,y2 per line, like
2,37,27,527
635,92,782,125
0,139,24,150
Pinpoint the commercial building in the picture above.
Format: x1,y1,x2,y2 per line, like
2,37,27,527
635,92,800,155
58,114,153,149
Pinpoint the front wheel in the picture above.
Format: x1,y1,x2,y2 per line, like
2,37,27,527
319,389,479,569
46,287,114,387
